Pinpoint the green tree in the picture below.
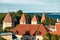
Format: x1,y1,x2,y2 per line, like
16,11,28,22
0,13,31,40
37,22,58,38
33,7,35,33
43,33,51,40
41,17,56,25
43,33,60,40
17,10,23,14
51,34,58,40
26,14,31,24
4,27,14,32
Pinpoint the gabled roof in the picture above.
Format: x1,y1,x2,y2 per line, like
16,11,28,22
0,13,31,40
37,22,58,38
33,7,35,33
50,23,60,35
3,12,12,22
31,15,37,21
12,24,47,36
20,14,26,22
41,13,46,21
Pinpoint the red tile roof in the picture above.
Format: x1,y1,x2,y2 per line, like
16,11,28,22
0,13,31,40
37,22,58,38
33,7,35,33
3,12,13,22
12,24,47,36
20,14,26,22
50,23,60,35
32,15,37,21
41,13,46,22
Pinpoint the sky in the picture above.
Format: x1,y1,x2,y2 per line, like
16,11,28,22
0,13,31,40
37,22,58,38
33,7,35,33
0,0,60,13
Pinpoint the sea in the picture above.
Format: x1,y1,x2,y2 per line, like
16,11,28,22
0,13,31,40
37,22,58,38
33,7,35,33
28,13,60,19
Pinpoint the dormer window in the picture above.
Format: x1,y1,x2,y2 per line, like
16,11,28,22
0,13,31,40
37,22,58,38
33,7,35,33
15,30,19,34
25,31,30,35
37,31,41,35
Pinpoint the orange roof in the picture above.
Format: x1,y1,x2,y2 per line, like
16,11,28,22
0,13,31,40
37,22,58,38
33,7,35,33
12,24,47,36
32,15,37,21
20,14,26,22
3,12,13,22
41,13,46,21
55,23,60,32
50,23,60,35
50,31,60,35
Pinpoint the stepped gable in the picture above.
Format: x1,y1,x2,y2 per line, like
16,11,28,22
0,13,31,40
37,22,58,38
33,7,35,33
32,15,37,21
20,13,26,22
3,12,12,22
12,24,47,36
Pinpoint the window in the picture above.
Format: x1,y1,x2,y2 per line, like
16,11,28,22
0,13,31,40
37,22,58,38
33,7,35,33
25,31,30,35
37,38,39,40
37,31,41,35
15,30,19,34
23,22,24,23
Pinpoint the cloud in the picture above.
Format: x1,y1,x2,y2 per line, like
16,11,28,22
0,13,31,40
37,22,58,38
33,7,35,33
0,0,60,13
0,0,47,5
0,0,60,5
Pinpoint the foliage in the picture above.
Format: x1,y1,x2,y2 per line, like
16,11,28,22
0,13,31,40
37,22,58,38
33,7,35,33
0,13,6,24
41,17,56,25
43,32,51,40
51,34,58,40
43,32,60,40
4,27,14,32
25,13,31,24
17,10,23,14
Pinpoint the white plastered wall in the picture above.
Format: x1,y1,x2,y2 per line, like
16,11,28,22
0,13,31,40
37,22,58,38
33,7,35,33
3,22,13,29
31,21,37,24
36,36,43,40
20,21,26,24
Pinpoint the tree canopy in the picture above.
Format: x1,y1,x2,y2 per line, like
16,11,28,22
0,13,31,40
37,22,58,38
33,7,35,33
43,32,60,40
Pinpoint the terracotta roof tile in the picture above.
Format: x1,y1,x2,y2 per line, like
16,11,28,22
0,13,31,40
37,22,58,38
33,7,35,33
12,24,47,36
50,23,60,35
32,15,37,21
20,14,26,22
3,12,12,22
41,13,46,22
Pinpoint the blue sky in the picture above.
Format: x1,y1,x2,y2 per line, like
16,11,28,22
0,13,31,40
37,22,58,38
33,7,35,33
0,0,60,13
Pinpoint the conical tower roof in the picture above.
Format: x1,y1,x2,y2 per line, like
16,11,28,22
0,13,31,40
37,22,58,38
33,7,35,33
41,13,46,22
32,15,37,21
3,12,12,22
20,13,26,22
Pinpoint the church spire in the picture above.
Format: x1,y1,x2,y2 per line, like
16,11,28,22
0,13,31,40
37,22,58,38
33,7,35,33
3,12,14,29
3,12,12,22
31,15,37,24
41,13,46,22
20,13,26,24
